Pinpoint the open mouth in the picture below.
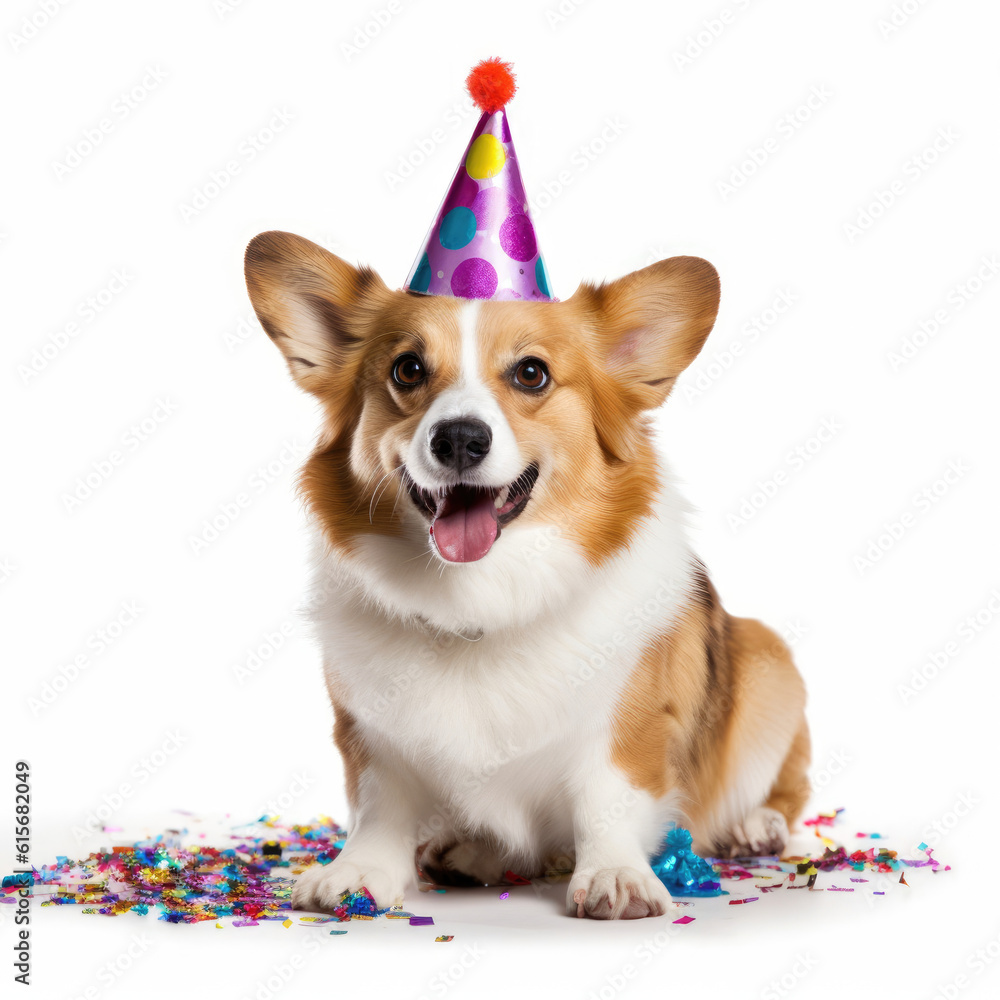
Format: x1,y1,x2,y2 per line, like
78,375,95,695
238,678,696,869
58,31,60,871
406,464,539,563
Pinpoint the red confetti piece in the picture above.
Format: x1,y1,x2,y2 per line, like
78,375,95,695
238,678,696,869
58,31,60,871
502,870,532,885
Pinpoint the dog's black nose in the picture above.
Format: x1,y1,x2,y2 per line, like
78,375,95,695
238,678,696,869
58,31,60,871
429,419,492,472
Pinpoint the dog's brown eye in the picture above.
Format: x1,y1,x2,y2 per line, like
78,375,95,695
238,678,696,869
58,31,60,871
392,353,426,387
513,357,549,390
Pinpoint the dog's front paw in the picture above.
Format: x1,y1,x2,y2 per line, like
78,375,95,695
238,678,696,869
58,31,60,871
291,858,405,913
567,866,671,920
729,806,789,857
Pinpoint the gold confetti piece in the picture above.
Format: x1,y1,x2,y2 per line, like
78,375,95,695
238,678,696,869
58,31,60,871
282,918,292,928
216,922,224,929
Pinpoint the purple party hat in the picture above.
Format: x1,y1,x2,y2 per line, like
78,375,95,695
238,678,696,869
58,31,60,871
404,58,553,302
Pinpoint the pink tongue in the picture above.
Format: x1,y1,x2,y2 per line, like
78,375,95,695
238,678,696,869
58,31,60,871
432,492,499,563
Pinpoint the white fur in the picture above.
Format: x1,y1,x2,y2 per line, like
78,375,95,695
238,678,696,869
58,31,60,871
300,466,695,911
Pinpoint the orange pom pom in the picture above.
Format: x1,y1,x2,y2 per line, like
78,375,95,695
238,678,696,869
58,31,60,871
466,58,517,114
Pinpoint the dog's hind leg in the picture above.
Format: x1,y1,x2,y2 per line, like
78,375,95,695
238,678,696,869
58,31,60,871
417,834,511,887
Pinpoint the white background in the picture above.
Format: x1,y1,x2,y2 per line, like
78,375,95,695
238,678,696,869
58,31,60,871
4,0,998,997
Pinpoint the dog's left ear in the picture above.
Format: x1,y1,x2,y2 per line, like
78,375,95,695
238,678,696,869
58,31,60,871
590,256,720,408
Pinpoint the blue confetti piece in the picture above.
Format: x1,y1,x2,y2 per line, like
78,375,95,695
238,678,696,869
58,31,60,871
650,826,726,897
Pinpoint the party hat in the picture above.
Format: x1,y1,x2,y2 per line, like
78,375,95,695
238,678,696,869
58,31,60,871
404,58,553,302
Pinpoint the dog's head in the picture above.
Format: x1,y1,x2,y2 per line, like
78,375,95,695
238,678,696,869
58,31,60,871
245,232,718,626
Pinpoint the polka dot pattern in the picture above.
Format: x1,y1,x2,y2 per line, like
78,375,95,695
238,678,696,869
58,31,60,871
499,212,536,262
535,256,551,298
465,134,506,180
451,258,498,299
404,109,554,302
439,206,476,250
471,187,519,229
410,253,431,293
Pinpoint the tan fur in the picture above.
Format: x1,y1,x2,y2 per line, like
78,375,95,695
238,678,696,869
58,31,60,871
611,570,810,851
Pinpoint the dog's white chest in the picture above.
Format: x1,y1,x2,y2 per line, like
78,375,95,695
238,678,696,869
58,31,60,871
310,498,694,849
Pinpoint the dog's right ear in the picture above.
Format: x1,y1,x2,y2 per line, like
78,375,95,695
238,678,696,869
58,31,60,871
244,231,389,395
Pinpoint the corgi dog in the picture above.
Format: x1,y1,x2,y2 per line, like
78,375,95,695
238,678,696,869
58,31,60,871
244,230,810,920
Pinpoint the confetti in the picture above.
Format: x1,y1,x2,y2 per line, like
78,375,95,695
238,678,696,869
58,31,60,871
803,809,845,828
786,873,818,890
435,935,454,942
0,816,421,928
502,871,532,885
712,862,756,881
672,915,695,925
1,808,948,932
650,827,725,897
